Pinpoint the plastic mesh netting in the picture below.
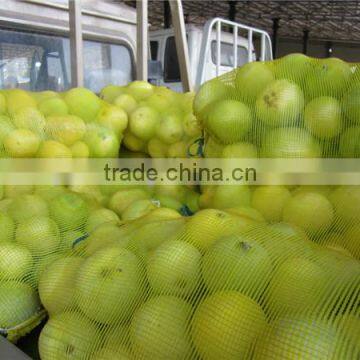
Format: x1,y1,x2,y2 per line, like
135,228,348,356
0,54,359,359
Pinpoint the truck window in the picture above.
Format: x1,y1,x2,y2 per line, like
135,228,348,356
150,41,159,60
211,41,248,67
0,29,134,93
164,36,180,82
83,41,133,93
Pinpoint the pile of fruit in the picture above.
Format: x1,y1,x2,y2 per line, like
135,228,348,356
0,82,202,159
0,87,126,158
0,54,359,360
100,82,202,158
195,54,360,158
37,208,359,359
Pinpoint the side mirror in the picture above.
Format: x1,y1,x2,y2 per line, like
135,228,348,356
148,60,162,85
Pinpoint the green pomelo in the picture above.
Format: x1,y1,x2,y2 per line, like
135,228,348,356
11,107,46,135
127,81,154,101
342,83,360,124
282,191,334,235
70,141,90,158
49,192,89,230
84,125,120,158
251,185,291,222
8,194,48,223
4,129,40,157
191,291,266,360
129,106,159,141
108,189,149,216
222,142,258,158
39,312,100,360
16,216,61,253
123,131,146,152
86,208,120,233
206,99,252,144
193,79,232,117
96,105,128,137
99,85,126,103
261,127,321,158
130,296,192,359
39,256,83,315
156,113,184,144
235,61,274,103
75,246,145,324
0,281,40,328
256,79,304,127
113,94,137,115
39,97,68,116
121,199,157,221
339,126,360,157
64,87,102,122
0,242,33,280
304,96,342,139
37,140,72,158
147,138,167,158
202,234,272,299
5,89,37,115
274,53,312,84
0,212,15,242
46,115,86,146
305,57,352,99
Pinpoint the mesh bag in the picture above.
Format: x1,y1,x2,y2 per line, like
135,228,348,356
100,82,203,158
37,207,359,360
0,87,124,158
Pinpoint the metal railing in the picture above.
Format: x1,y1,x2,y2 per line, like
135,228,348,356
198,17,273,84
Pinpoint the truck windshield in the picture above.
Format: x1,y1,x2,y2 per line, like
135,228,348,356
0,29,133,93
211,40,248,67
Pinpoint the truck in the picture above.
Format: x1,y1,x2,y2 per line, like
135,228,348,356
0,0,272,93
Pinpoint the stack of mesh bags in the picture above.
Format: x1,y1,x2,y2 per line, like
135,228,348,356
195,54,360,257
0,87,126,158
37,205,359,359
0,183,199,342
100,81,202,158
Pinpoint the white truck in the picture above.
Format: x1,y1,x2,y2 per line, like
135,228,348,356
0,0,272,93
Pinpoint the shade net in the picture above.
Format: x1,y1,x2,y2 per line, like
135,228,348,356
0,54,359,360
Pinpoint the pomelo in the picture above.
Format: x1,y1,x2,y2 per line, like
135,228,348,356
84,125,120,158
11,107,46,135
339,126,360,157
127,81,154,100
38,97,68,116
305,57,352,99
261,127,321,158
4,129,40,157
37,140,72,158
129,106,159,141
304,96,342,139
235,61,274,103
282,191,334,235
251,185,291,222
5,89,36,115
191,291,266,360
64,87,102,122
156,113,183,144
205,99,252,144
96,105,128,137
256,79,304,127
113,94,137,115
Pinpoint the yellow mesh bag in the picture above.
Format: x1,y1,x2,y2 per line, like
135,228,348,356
36,206,359,360
0,87,124,158
100,81,203,158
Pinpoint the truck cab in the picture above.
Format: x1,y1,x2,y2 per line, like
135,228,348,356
150,19,272,91
0,0,136,92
